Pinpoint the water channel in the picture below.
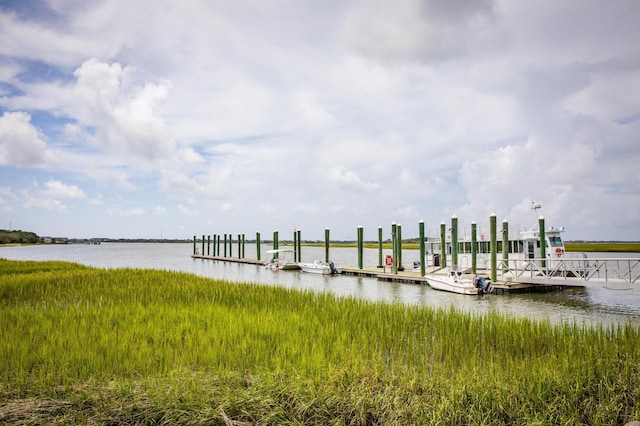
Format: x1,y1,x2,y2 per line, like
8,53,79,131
2,242,639,327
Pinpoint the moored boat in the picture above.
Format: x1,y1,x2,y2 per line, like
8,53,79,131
425,271,492,295
298,260,339,275
265,249,300,271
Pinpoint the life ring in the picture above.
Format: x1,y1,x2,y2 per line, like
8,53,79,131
555,248,564,257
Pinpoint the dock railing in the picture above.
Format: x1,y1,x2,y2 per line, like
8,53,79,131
494,257,640,288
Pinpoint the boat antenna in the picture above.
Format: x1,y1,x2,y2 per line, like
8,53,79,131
530,201,542,230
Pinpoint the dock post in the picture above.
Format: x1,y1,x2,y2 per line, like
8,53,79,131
490,214,497,282
237,234,241,258
256,232,261,261
297,229,301,263
216,234,221,256
207,235,211,256
398,224,403,270
439,222,447,269
229,234,233,258
357,226,364,269
293,229,298,262
273,230,279,259
391,222,398,274
224,234,227,257
193,235,196,255
538,216,546,270
325,228,330,262
502,219,509,273
242,234,245,258
451,216,458,271
201,235,205,258
377,226,383,268
471,222,477,274
419,220,425,276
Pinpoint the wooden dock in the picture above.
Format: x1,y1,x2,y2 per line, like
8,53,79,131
191,254,265,265
191,255,573,293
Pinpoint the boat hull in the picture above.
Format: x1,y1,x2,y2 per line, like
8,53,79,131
425,274,479,295
299,260,336,274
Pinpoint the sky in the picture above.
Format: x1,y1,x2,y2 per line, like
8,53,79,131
0,0,639,241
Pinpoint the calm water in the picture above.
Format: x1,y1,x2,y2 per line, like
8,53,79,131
2,243,639,327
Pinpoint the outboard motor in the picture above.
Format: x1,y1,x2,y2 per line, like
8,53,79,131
328,260,337,275
474,276,492,294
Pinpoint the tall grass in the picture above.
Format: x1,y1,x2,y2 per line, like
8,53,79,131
1,259,638,424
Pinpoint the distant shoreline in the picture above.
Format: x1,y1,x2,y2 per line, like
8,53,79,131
3,240,640,253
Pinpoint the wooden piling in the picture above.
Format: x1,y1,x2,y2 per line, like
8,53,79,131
357,226,363,269
419,220,425,276
490,214,497,282
324,228,330,262
471,222,477,274
451,216,458,270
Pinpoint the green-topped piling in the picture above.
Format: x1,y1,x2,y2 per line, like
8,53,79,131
439,222,446,268
193,235,196,255
201,235,205,258
324,228,330,262
397,224,403,269
293,229,298,262
502,219,509,273
451,216,458,271
490,214,497,282
223,234,227,257
357,226,364,269
256,232,261,261
377,226,383,268
419,220,425,276
471,222,477,274
391,222,398,274
539,216,546,270
296,229,301,263
273,230,279,259
207,235,211,256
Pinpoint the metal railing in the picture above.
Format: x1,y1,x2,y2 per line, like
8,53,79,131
494,258,640,287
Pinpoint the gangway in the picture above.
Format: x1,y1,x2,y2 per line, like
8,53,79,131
495,258,640,289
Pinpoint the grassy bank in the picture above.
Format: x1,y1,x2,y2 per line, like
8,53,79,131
1,259,638,424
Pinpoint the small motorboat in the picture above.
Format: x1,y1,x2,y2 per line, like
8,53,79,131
264,249,300,271
425,271,492,295
298,260,339,275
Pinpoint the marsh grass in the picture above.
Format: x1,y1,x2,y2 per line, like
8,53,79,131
1,259,638,424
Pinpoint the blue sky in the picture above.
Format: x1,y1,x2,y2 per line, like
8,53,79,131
1,0,639,241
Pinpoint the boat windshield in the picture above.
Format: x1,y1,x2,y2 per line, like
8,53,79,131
548,235,563,247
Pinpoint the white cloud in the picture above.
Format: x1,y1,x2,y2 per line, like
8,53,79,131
177,204,198,216
107,207,145,217
43,179,85,199
327,166,380,192
0,111,51,166
72,58,174,161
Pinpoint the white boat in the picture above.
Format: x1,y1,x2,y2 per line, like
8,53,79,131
425,271,492,295
264,249,300,271
298,260,339,275
424,202,580,275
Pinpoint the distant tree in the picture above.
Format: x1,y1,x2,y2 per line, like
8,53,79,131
0,230,40,244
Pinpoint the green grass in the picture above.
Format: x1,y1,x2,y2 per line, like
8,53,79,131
1,259,639,424
565,242,640,253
